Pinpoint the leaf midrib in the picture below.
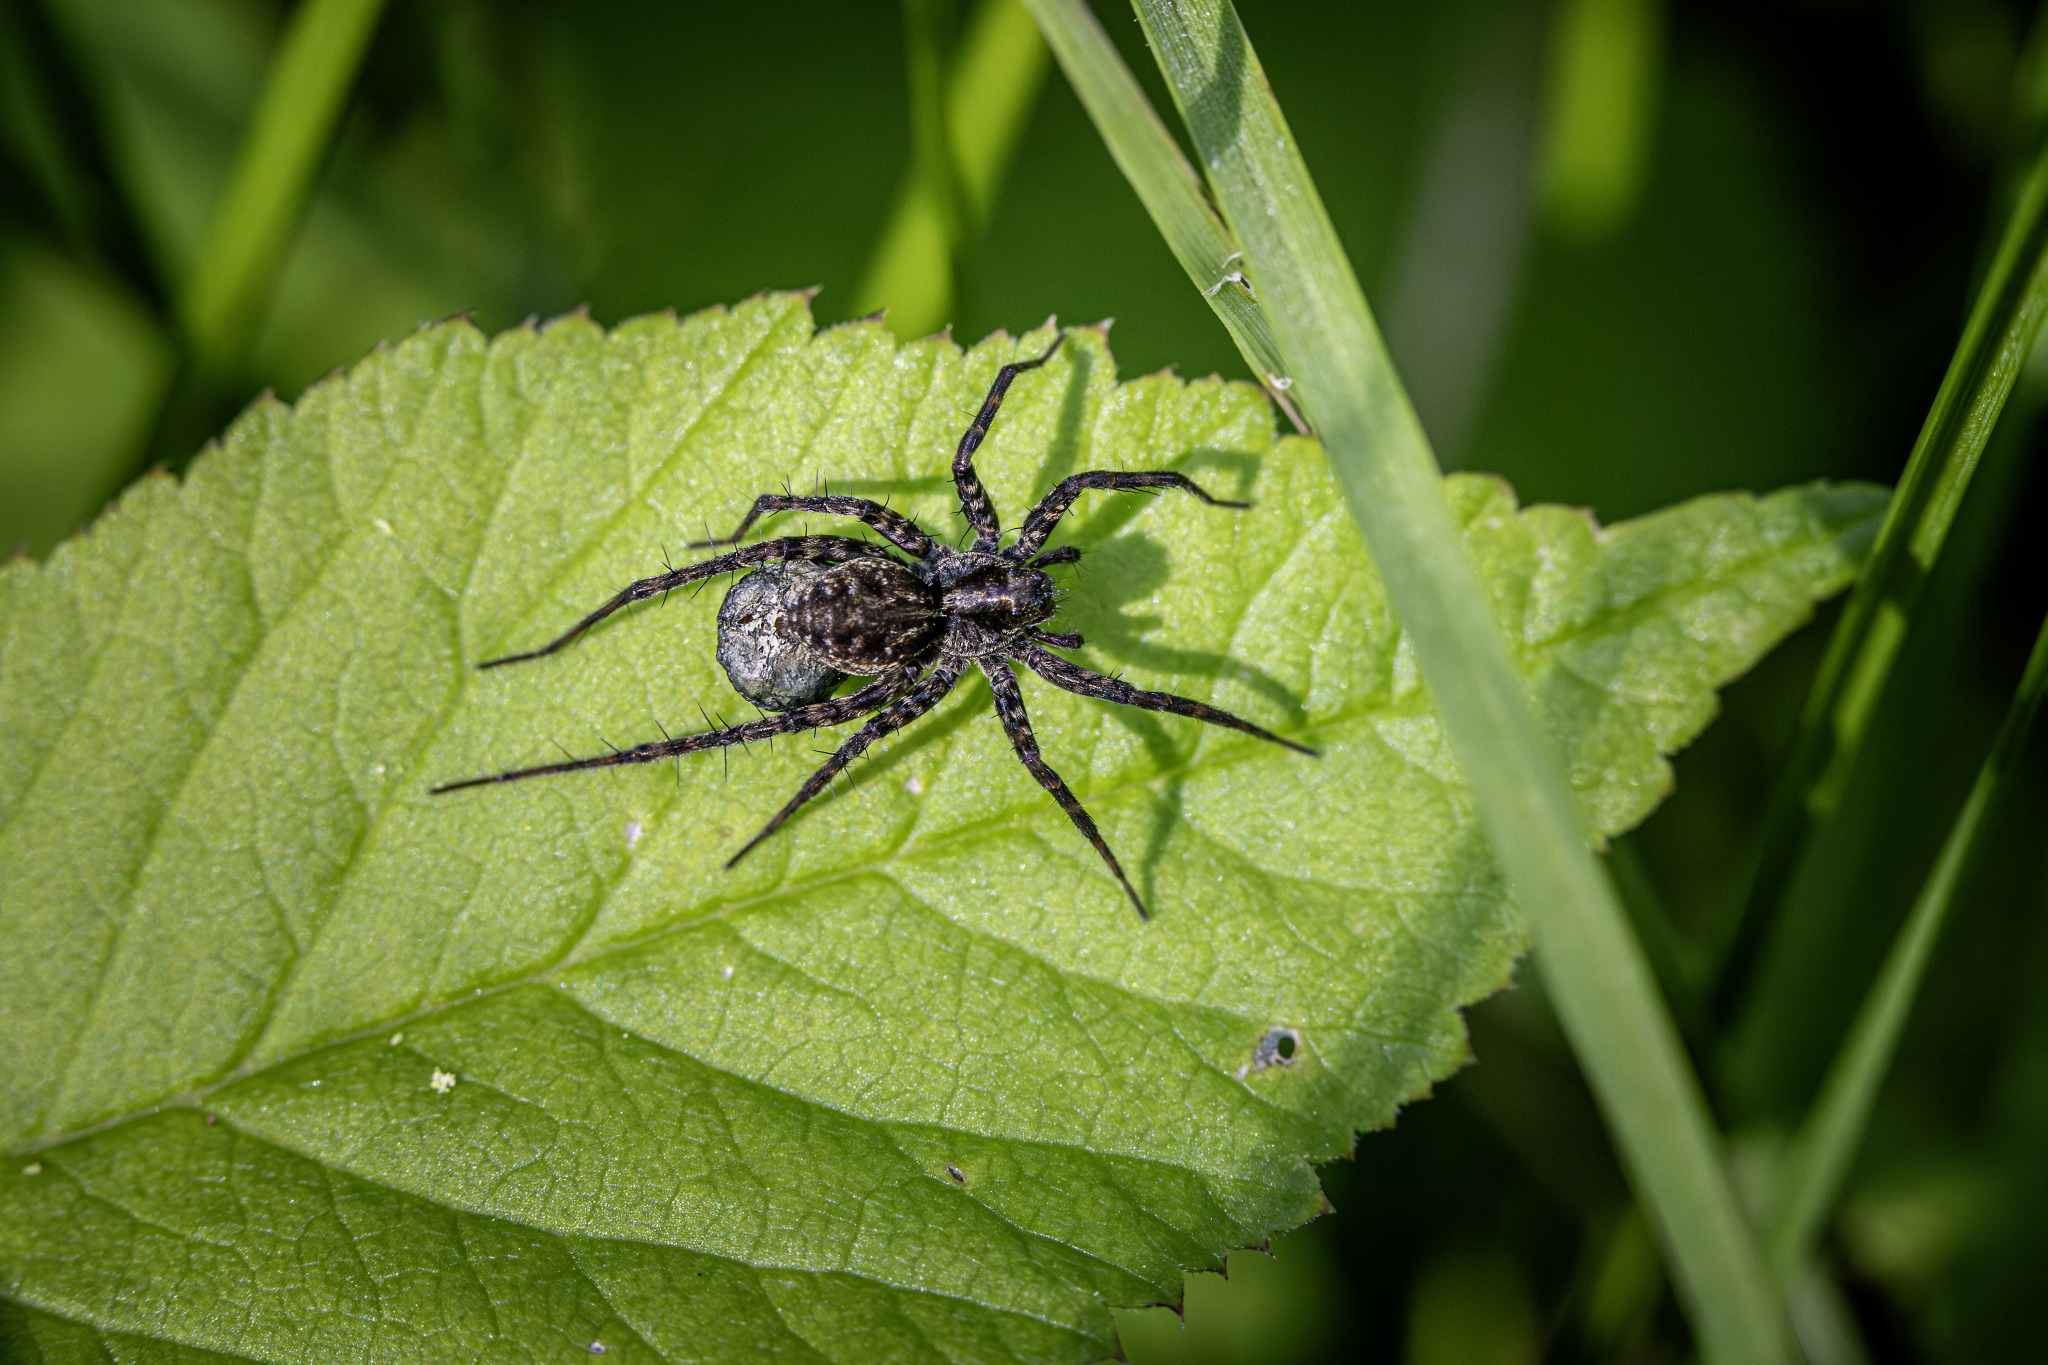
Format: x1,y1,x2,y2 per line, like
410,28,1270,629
7,727,1427,1170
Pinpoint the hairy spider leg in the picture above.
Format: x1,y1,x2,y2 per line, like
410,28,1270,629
430,668,918,794
474,535,896,670
1027,545,1080,569
1010,470,1249,560
980,658,1148,919
1016,644,1318,757
953,331,1066,549
1026,627,1084,650
726,657,968,867
688,493,935,560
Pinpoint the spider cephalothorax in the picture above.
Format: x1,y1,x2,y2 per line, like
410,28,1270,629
433,332,1316,918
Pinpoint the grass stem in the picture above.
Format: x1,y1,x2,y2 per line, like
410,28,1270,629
1019,0,1302,428
1768,608,2048,1280
177,0,389,375
856,0,1049,338
1718,28,2048,1020
1067,2,1797,1357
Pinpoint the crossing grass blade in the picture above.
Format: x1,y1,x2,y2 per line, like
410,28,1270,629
1768,609,2048,1282
1018,0,1302,428
177,0,390,374
1108,2,1796,1358
1719,14,2048,1017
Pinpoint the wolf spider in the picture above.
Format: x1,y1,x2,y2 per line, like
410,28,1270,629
433,332,1316,919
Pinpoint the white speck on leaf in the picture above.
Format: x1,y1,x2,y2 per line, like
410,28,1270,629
390,1032,403,1045
430,1069,456,1094
721,965,735,980
373,517,394,535
624,818,643,850
22,1163,40,1176
903,776,923,795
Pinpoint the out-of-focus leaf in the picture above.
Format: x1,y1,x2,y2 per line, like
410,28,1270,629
0,295,1879,1361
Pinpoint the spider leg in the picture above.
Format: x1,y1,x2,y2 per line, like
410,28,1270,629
688,494,934,559
726,658,967,866
953,332,1065,550
1027,627,1084,650
475,535,895,670
1015,644,1318,757
1011,470,1249,560
980,658,1147,920
430,668,915,793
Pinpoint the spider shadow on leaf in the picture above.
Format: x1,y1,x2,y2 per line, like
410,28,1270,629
1025,344,1093,506
850,444,1297,912
1052,525,1308,735
1041,464,1309,913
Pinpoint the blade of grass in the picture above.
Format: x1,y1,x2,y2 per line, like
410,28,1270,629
1537,0,1665,243
1110,3,1792,1359
856,0,1049,338
1717,17,2048,1018
176,0,389,375
1768,607,2048,1281
856,0,960,337
950,0,1052,229
1017,0,1303,428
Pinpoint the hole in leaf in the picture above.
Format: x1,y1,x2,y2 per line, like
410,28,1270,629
1250,1026,1301,1072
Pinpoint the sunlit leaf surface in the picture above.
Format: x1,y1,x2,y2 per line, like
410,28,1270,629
0,295,1881,1362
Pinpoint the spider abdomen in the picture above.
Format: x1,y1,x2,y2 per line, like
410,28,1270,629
715,560,850,711
789,557,944,673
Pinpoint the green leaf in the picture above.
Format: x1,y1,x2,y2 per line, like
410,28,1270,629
0,295,1879,1363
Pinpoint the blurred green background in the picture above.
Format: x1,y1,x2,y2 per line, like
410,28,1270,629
4,0,2045,1359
